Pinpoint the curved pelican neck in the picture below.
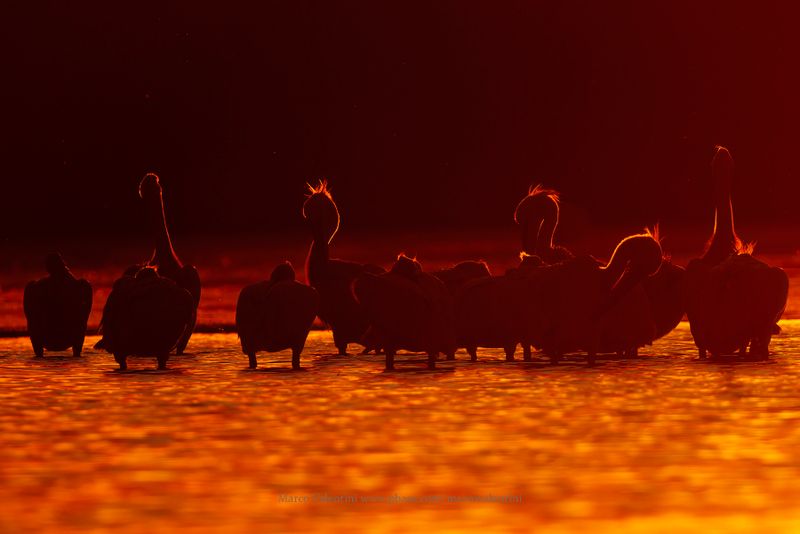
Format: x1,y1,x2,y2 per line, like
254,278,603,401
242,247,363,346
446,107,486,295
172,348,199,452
535,206,558,257
521,218,543,255
704,148,739,263
703,200,737,262
306,227,332,280
144,191,181,270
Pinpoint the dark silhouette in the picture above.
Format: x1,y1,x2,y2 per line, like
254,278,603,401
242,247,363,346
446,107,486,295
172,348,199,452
456,253,543,362
353,255,456,371
23,254,92,358
685,146,789,359
235,262,319,369
95,267,194,370
510,185,574,360
596,226,684,357
533,232,663,365
138,173,201,354
514,185,574,264
432,261,492,295
642,242,686,343
517,185,684,356
431,260,491,360
303,181,385,355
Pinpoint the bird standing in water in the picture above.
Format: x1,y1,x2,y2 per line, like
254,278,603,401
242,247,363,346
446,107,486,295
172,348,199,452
236,262,319,370
24,253,92,358
684,146,788,359
303,181,384,355
138,173,201,354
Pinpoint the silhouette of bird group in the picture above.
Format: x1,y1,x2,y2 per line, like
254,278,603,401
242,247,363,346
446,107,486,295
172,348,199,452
23,146,789,371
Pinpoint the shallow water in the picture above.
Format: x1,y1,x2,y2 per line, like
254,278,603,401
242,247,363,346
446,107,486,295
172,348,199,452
2,324,800,532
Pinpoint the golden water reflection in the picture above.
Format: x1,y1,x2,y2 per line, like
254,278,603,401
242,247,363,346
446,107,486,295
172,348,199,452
2,323,800,532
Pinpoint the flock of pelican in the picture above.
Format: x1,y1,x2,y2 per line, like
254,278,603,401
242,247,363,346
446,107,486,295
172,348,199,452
23,146,789,371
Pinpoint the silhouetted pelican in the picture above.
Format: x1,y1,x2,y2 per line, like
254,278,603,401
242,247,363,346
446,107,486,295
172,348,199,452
511,185,572,360
23,253,92,358
432,260,491,360
514,185,574,264
95,267,194,370
139,173,201,354
302,181,385,355
685,146,788,359
600,227,685,357
516,186,684,355
455,254,542,362
353,255,456,371
534,232,663,365
642,240,686,345
235,262,319,369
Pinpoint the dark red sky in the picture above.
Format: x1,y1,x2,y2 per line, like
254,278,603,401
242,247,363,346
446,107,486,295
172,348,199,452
3,1,799,239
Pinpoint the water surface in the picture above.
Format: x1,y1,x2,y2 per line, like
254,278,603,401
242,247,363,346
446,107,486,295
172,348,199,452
2,323,800,532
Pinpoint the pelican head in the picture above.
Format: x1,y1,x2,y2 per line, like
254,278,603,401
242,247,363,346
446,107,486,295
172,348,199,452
270,262,296,283
302,180,340,244
712,145,734,186
449,260,491,280
138,172,163,200
391,254,423,278
514,185,560,255
135,266,159,280
605,230,663,279
45,253,68,276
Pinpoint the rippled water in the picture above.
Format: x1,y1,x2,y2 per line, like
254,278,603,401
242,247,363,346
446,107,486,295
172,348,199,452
2,323,800,532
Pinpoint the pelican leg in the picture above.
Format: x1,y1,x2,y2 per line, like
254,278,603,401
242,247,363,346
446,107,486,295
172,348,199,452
587,349,596,366
333,331,348,355
467,347,477,361
248,353,257,369
752,335,771,361
427,351,437,370
385,349,395,371
550,352,561,365
292,347,302,370
523,345,532,361
176,311,196,355
156,354,169,370
114,353,127,371
504,346,515,362
625,347,638,358
446,352,455,361
73,334,86,357
31,338,44,358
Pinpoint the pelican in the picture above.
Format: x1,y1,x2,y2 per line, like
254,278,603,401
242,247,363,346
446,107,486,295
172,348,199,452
450,185,576,363
95,267,194,370
432,260,491,360
138,173,201,354
514,185,574,264
235,262,319,369
533,231,663,365
353,255,456,371
302,181,384,355
517,185,684,356
684,146,788,359
510,185,573,360
455,254,541,362
23,253,92,357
